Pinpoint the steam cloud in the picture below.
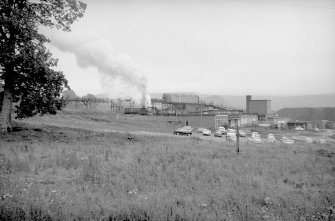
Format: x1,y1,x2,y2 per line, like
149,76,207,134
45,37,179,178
49,33,150,106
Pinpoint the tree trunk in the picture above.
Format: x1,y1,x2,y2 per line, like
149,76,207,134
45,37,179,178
1,12,15,132
0,64,14,132
0,85,13,132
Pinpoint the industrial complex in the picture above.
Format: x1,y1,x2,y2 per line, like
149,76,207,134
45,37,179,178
63,92,334,130
119,93,264,129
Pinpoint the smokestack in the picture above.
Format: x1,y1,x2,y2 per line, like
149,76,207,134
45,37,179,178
246,95,251,114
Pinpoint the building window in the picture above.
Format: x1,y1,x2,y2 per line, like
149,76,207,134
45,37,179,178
258,115,266,121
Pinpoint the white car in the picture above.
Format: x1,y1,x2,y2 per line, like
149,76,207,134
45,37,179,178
281,136,295,144
226,132,237,142
217,126,226,135
202,129,212,136
248,136,262,143
295,126,304,131
319,139,327,144
197,128,207,133
227,128,236,133
251,132,260,138
282,139,295,144
238,130,246,137
214,130,223,137
252,138,263,143
267,134,276,143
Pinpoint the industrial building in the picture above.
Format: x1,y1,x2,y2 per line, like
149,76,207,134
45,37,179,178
287,121,313,130
162,93,199,104
152,93,245,116
120,93,260,129
246,95,271,121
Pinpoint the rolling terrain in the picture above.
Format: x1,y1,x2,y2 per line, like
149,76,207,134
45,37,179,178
0,109,334,220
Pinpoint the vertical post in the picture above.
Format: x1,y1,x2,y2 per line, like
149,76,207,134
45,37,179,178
236,125,240,154
200,99,203,127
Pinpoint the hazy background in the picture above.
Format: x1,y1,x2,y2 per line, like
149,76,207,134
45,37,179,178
43,0,335,99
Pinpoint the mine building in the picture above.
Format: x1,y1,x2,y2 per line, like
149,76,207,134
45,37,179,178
246,95,271,121
161,93,201,115
287,121,313,130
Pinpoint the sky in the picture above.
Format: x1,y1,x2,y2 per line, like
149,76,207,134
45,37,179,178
42,0,335,99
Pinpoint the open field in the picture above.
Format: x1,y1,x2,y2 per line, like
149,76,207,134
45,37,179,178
1,110,335,220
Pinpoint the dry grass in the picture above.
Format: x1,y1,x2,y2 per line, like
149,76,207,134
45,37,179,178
0,114,334,220
20,109,179,134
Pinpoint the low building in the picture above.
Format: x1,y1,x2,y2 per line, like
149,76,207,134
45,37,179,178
287,121,313,130
313,120,331,129
240,113,258,126
228,115,240,128
326,121,335,129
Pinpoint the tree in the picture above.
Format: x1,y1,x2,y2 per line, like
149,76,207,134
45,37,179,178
0,0,86,132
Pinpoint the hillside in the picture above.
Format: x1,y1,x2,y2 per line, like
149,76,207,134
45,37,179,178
277,107,335,121
1,110,334,220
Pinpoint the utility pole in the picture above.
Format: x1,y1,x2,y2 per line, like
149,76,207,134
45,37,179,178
200,99,203,127
236,125,240,154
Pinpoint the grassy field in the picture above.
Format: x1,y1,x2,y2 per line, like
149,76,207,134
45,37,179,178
0,110,335,220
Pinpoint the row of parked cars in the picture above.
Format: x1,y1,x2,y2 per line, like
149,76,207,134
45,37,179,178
248,132,298,144
173,126,315,145
173,126,246,138
196,127,247,138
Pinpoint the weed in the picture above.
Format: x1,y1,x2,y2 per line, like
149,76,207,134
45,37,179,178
81,154,102,183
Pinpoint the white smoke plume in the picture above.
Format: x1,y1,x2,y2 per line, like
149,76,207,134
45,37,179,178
48,32,150,107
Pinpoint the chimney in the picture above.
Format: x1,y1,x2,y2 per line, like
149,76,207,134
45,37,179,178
246,95,251,114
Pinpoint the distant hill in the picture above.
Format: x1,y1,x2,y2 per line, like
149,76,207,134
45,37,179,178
277,107,335,121
206,94,335,111
267,94,335,110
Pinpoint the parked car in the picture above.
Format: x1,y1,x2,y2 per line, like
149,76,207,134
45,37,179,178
226,132,237,142
227,128,236,134
267,134,276,143
173,126,194,136
215,126,226,135
248,136,262,143
319,139,327,144
282,139,295,144
281,136,295,144
197,128,207,133
252,137,263,143
238,130,246,137
295,126,304,131
248,132,262,143
251,132,260,138
202,129,211,136
214,131,223,137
